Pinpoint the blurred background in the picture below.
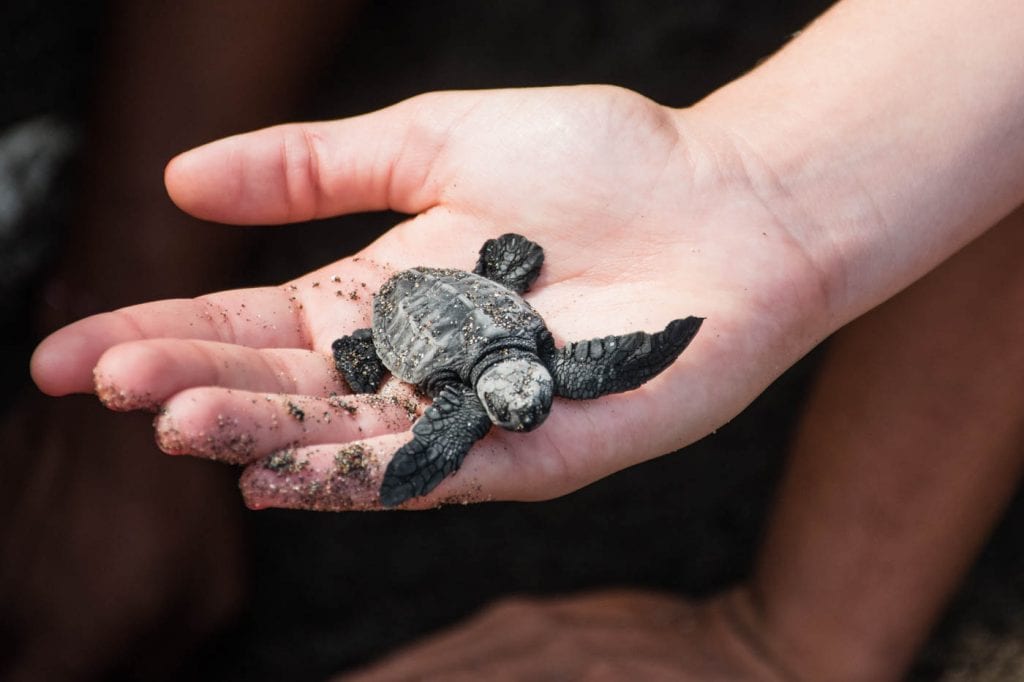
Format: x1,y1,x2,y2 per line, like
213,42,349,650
2,2,1023,680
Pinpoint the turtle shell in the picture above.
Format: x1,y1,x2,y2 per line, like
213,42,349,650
372,267,545,385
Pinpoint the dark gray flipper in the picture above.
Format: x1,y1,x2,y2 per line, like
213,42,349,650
380,383,492,507
473,233,544,294
541,316,704,400
332,328,386,394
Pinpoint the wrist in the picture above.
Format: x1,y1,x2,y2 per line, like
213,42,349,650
662,100,845,353
678,0,1024,329
675,91,876,331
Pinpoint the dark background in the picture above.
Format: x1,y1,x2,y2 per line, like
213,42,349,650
3,2,1023,680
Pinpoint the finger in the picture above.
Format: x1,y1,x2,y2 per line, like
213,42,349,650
544,591,695,629
32,286,314,396
237,396,661,511
155,386,421,465
30,263,387,399
239,437,395,511
344,597,557,682
93,338,346,411
164,92,483,225
239,429,532,511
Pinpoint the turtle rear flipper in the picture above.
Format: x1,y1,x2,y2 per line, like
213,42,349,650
542,316,704,400
473,233,544,293
380,383,492,507
332,328,387,394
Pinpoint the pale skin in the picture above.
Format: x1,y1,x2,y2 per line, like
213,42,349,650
338,206,1024,681
28,0,1024,679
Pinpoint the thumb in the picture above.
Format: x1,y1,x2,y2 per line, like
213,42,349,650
164,91,473,224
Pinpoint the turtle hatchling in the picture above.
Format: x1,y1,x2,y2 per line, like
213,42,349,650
332,233,703,507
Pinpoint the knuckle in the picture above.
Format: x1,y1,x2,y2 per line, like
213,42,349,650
279,124,326,221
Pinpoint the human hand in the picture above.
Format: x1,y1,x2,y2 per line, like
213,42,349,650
31,85,830,509
335,589,791,681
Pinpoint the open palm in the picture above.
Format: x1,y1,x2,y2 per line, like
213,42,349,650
32,85,828,510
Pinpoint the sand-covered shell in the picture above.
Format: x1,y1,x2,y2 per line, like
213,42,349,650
372,267,545,385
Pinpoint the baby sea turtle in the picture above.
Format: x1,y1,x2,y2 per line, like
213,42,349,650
332,233,703,507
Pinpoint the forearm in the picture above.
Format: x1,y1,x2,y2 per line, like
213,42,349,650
690,0,1024,327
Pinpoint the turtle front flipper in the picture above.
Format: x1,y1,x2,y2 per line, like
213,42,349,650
332,328,386,394
541,317,704,400
473,233,544,293
380,383,492,507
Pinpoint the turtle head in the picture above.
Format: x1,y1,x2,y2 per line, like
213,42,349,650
475,357,553,432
